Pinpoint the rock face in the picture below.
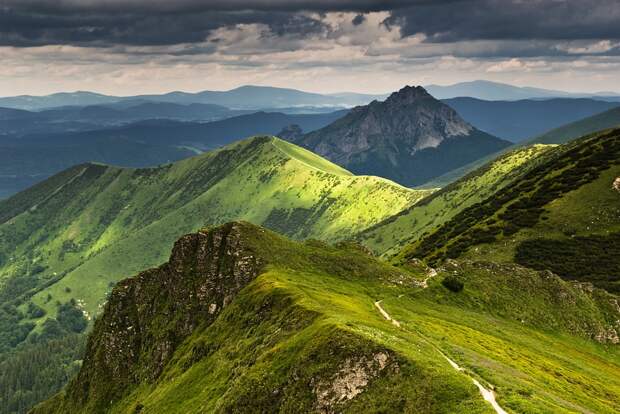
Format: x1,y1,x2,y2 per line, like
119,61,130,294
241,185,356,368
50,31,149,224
65,222,264,410
295,86,510,186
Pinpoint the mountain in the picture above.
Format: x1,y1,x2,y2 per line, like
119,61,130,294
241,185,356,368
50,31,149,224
426,80,620,101
32,222,620,413
0,110,346,198
0,136,430,413
424,105,620,188
0,86,385,111
444,97,619,142
360,143,555,257
0,91,119,111
525,106,620,145
294,86,511,186
397,128,620,293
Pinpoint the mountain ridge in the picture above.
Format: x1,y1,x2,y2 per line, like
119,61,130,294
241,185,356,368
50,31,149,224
294,85,511,186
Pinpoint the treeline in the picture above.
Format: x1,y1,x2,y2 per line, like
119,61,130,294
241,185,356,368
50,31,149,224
0,327,85,414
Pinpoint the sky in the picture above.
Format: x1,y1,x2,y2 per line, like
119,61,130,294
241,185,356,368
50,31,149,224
1,0,620,96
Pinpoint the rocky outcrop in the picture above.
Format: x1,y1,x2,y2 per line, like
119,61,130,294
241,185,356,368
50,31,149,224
277,124,304,141
313,352,392,413
294,86,510,186
64,222,265,411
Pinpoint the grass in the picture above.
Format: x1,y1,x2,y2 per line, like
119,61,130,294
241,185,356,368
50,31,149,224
33,223,620,414
399,129,620,292
0,135,427,328
360,144,553,256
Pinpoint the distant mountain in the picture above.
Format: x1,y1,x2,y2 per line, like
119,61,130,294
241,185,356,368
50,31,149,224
427,80,620,101
0,110,346,198
0,91,120,111
525,106,620,145
294,85,511,186
421,105,620,188
0,85,385,111
444,97,619,141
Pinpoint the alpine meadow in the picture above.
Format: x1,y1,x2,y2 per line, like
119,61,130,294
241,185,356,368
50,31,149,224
0,1,619,414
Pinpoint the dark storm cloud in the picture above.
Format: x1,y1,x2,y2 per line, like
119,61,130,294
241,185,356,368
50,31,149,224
387,0,620,42
0,0,447,47
1,0,619,56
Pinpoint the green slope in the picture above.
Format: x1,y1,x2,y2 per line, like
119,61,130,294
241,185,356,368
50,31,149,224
0,136,427,324
423,106,620,188
525,106,620,145
0,136,431,413
33,223,620,414
400,128,620,292
360,144,554,256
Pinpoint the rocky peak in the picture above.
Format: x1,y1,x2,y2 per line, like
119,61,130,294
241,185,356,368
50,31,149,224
65,222,266,410
384,85,434,106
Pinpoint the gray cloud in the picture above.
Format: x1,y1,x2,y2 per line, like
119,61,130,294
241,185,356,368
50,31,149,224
2,0,620,97
387,0,620,42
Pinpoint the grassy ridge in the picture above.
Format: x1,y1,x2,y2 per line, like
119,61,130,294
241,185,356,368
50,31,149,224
0,136,426,323
399,128,620,292
360,144,553,256
33,223,620,413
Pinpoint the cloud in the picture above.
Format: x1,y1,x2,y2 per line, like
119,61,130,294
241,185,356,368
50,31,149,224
1,1,620,96
388,0,620,42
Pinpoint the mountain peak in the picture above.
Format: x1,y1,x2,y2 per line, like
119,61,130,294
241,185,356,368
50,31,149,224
294,86,510,186
384,85,433,105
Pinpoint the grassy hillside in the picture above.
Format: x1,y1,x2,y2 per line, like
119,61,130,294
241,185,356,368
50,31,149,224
525,106,620,145
0,136,426,323
360,144,554,256
400,128,620,292
0,136,429,413
424,106,620,188
34,222,620,414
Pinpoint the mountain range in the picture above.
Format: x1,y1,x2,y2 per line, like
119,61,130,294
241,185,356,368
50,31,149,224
0,86,387,111
0,110,346,198
4,81,620,113
292,86,511,186
1,84,620,414
427,80,620,101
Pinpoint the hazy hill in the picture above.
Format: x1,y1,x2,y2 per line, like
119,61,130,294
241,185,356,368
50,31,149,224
32,222,620,413
427,80,620,101
525,106,620,145
0,110,346,198
0,86,385,111
422,105,620,188
444,97,619,142
295,86,511,186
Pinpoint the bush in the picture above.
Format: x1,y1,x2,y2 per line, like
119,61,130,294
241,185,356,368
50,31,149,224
26,302,46,319
57,300,87,333
441,276,464,292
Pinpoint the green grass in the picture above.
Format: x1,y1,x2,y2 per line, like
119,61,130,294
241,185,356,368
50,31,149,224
360,144,553,256
33,223,620,414
0,136,428,327
399,128,620,291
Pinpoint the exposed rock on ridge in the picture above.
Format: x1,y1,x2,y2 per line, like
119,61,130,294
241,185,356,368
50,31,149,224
65,222,265,410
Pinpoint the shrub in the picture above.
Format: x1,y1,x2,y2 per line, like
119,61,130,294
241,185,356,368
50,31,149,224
441,276,464,292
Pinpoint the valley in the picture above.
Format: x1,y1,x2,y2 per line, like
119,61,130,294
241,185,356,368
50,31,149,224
0,83,619,414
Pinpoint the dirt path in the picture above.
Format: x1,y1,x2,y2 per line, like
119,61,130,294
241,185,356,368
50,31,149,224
374,300,401,327
374,299,508,414
421,267,437,288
